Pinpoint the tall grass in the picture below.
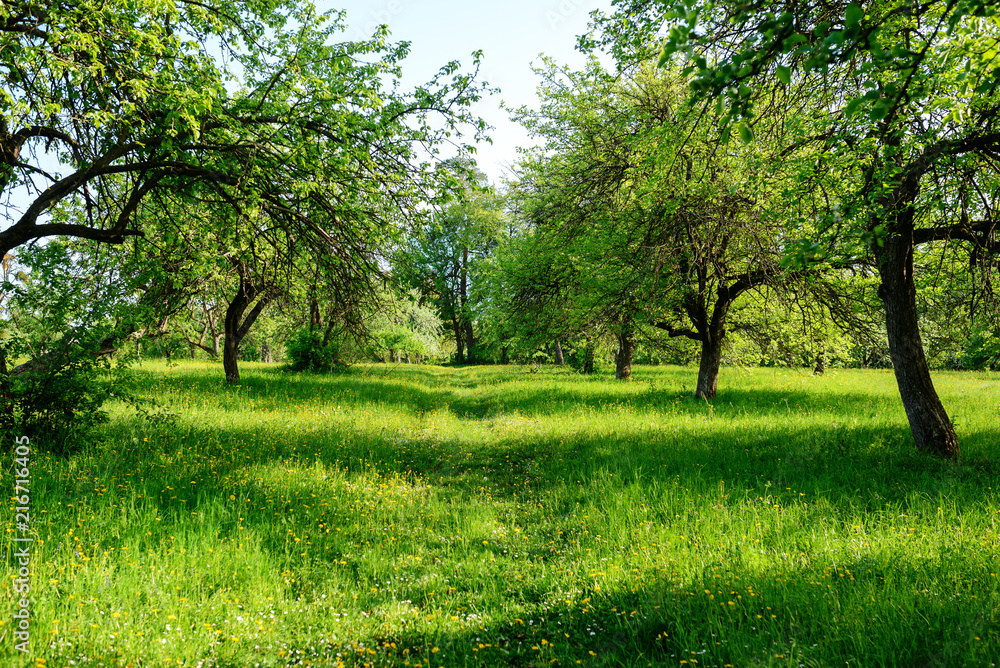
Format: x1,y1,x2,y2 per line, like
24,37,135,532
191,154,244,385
2,361,998,667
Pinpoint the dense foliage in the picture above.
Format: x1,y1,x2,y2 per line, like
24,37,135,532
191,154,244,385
3,0,996,460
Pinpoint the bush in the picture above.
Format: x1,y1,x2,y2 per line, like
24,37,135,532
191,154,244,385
285,327,346,372
0,333,117,454
957,329,1000,371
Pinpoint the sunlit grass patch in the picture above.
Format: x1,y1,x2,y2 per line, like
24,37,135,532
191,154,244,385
2,361,998,666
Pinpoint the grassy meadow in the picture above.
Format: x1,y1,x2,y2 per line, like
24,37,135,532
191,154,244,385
2,361,999,667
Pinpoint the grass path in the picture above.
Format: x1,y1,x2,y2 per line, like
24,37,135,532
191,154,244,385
2,362,998,667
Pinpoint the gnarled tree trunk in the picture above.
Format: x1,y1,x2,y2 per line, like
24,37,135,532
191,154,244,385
615,326,635,380
875,226,958,458
868,157,959,459
695,333,723,400
554,338,564,365
223,264,277,385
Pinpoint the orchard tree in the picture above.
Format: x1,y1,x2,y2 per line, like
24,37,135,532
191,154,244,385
508,59,809,393
399,168,505,363
480,205,603,368
589,0,1000,456
2,0,492,385
0,1,489,256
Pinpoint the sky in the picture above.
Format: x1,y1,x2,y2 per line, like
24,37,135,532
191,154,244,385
318,0,614,185
2,1,614,223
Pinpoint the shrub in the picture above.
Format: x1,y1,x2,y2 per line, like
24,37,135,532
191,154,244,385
285,327,346,372
0,332,117,454
957,329,1000,371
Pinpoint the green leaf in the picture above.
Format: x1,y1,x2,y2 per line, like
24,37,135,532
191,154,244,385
869,100,889,121
776,65,791,85
845,3,864,27
843,97,865,118
737,123,754,144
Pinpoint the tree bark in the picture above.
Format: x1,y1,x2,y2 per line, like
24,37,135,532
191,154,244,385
223,265,276,385
460,246,475,363
222,341,239,384
813,341,827,375
695,334,723,400
309,298,322,331
554,338,564,365
867,153,959,459
615,327,635,380
464,319,476,363
451,309,465,363
876,229,959,458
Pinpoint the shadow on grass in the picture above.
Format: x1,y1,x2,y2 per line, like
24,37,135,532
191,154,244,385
366,553,996,668
135,362,907,421
69,363,999,666
100,400,1000,553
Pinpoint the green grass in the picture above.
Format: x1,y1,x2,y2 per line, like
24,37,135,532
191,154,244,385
2,361,999,667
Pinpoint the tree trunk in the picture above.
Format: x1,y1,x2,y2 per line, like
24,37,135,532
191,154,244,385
813,341,827,375
695,334,723,399
464,320,475,363
583,336,595,374
615,328,635,380
261,341,273,364
460,246,474,362
135,340,141,359
865,156,959,459
223,334,240,384
554,338,564,365
876,231,959,458
451,313,465,363
500,345,509,365
223,265,276,385
309,298,322,331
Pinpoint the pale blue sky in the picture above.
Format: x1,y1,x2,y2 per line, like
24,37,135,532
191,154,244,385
319,0,613,185
2,1,611,221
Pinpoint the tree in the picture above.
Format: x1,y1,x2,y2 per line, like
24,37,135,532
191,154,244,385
590,0,1000,456
369,289,445,364
399,168,504,363
3,1,492,385
1,2,489,255
506,59,803,393
0,240,133,450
